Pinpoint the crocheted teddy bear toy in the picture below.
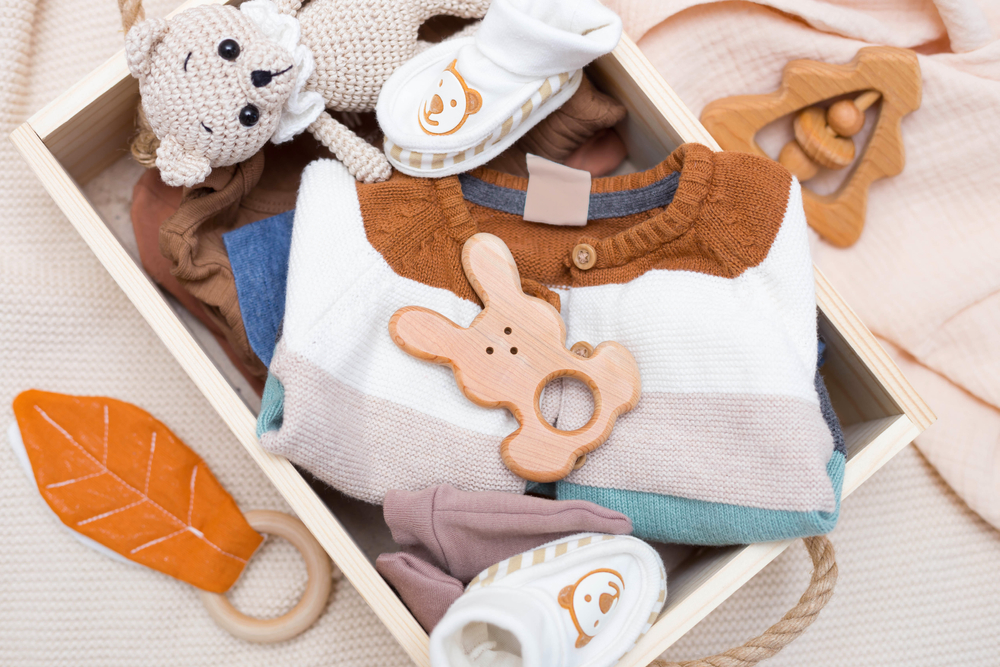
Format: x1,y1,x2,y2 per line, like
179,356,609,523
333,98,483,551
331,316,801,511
124,0,489,187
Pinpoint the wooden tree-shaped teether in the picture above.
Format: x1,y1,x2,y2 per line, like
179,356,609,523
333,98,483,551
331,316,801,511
389,233,642,483
701,46,921,247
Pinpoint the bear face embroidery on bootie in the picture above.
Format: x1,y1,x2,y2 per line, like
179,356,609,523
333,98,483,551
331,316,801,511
559,568,624,648
436,533,666,667
388,233,642,483
419,59,483,135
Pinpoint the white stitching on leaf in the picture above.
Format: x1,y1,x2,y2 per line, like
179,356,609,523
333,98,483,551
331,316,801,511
37,406,247,564
131,528,187,554
46,470,106,489
144,431,157,496
77,498,147,526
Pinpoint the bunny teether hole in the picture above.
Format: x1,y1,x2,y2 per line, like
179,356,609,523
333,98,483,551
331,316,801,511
504,327,512,335
538,377,596,431
486,347,494,354
510,347,518,355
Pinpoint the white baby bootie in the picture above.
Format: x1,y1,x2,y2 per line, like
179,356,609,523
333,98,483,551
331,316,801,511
377,0,622,178
429,533,666,667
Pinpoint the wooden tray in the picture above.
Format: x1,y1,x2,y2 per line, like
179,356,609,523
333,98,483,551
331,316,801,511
10,3,935,664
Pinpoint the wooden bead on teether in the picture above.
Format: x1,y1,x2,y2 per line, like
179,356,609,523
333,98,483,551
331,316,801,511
827,90,881,137
778,90,883,181
794,106,854,169
827,100,864,137
778,141,820,181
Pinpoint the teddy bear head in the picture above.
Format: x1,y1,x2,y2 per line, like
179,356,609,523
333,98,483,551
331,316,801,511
558,568,624,648
125,4,297,187
418,59,483,136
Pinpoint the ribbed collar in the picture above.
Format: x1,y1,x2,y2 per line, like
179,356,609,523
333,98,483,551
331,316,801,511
431,143,715,271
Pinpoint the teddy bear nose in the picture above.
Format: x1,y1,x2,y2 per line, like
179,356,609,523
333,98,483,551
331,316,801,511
251,70,273,88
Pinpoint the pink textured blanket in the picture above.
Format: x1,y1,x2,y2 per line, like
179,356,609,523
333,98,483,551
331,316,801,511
603,0,1000,530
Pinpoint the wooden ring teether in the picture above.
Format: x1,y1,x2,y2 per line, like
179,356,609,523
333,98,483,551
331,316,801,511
199,510,335,643
389,233,642,483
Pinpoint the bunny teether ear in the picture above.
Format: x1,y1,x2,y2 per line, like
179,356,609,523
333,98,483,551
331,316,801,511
388,233,641,483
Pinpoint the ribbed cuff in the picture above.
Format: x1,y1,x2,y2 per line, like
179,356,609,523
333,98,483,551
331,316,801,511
383,487,445,566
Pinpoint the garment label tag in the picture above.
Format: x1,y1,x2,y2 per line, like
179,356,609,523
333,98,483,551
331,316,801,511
523,154,591,226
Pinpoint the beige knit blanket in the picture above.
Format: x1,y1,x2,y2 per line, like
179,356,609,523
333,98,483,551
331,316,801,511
0,0,411,664
1,0,997,665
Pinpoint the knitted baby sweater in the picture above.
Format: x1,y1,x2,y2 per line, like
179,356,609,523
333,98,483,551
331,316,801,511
261,143,843,545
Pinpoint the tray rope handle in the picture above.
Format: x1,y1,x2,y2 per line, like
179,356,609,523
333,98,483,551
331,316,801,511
118,0,160,168
652,535,837,667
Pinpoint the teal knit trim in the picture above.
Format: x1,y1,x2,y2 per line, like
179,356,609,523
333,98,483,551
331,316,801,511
256,372,286,438
555,450,845,546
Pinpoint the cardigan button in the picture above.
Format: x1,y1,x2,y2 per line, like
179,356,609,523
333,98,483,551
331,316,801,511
570,341,594,358
572,243,597,270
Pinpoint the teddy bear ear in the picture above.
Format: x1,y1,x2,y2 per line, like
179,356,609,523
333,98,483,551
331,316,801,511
125,17,168,80
155,135,212,188
558,585,574,609
466,89,482,115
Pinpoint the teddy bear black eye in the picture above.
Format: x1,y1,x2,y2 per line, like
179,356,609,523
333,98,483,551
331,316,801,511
218,39,241,61
239,104,260,127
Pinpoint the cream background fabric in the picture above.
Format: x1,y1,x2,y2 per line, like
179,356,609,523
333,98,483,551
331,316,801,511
0,0,408,664
602,0,1000,533
1,0,997,666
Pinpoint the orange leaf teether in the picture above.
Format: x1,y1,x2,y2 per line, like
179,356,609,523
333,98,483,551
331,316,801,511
12,390,263,593
389,233,642,483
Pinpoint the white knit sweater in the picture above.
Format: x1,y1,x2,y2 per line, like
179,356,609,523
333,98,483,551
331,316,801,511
261,144,842,544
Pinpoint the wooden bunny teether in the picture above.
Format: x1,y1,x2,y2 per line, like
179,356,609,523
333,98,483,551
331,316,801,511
388,233,641,483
